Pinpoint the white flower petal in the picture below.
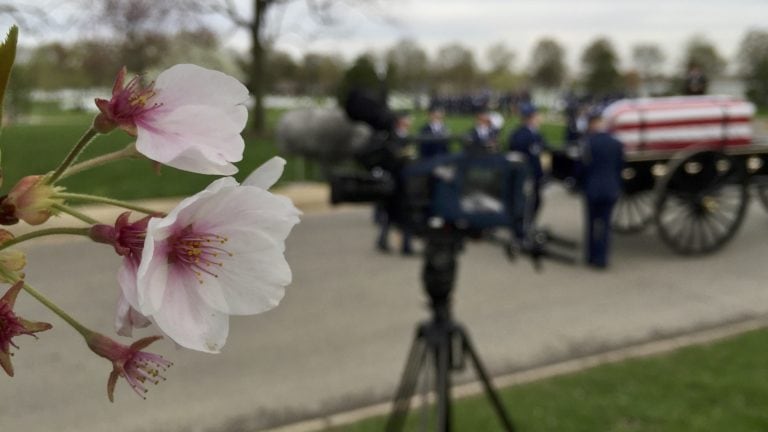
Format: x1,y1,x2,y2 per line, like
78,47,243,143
136,225,169,315
186,185,301,247
117,256,140,308
195,228,290,315
151,267,230,353
243,157,286,189
154,64,250,114
165,145,239,176
137,105,245,175
115,293,151,337
133,63,249,176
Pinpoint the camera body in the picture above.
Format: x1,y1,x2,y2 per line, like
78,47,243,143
333,87,529,237
331,143,529,237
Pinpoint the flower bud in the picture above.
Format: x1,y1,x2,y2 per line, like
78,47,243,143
0,230,25,280
92,111,117,134
5,176,63,225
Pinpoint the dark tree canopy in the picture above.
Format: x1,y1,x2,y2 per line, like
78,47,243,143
336,54,381,107
529,37,566,89
738,29,768,107
682,35,725,77
384,38,428,92
581,37,622,96
433,42,477,92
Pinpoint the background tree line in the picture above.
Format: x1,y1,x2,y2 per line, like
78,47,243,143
10,23,768,109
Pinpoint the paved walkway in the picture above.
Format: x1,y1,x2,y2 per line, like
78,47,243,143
2,185,768,432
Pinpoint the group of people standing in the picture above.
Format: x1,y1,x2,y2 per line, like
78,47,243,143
375,103,625,269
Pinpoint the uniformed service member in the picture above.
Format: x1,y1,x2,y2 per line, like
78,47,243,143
418,106,450,159
376,112,415,255
580,111,625,269
465,109,499,153
508,103,548,222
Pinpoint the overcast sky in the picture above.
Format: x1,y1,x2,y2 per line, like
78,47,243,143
6,0,767,73
227,0,767,73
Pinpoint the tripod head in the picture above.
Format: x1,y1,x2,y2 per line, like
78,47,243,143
420,222,577,323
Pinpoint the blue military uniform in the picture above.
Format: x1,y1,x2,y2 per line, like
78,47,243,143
580,131,624,268
465,125,499,154
376,129,414,255
508,122,547,220
418,122,450,159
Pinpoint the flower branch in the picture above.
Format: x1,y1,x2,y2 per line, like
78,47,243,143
48,127,99,184
51,203,100,225
53,193,165,217
0,227,90,252
60,142,140,180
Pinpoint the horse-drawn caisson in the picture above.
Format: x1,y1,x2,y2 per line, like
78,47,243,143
554,95,768,256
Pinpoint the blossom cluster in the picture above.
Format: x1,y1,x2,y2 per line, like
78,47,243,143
0,27,300,402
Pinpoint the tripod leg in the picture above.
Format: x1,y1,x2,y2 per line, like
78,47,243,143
434,331,453,432
386,332,428,432
460,330,516,432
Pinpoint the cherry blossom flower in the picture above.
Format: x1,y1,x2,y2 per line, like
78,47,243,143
85,333,171,402
134,157,299,352
95,64,249,175
91,157,299,352
0,281,52,376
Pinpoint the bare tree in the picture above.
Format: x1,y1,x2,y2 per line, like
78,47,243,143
0,2,49,32
202,0,391,134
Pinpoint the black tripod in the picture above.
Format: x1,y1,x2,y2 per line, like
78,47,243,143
385,228,516,432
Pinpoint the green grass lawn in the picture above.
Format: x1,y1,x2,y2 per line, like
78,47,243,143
330,328,768,432
0,107,563,200
0,109,318,200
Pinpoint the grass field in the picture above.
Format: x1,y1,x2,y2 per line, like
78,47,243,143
0,107,564,200
331,328,768,432
0,109,317,200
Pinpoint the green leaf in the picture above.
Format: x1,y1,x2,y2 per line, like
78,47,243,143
0,25,19,132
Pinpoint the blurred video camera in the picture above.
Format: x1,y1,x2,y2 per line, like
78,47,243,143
330,89,529,238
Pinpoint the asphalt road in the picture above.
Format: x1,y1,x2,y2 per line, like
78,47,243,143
3,186,768,432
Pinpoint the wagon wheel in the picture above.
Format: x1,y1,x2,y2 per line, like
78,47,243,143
756,183,768,212
655,150,749,255
612,191,655,234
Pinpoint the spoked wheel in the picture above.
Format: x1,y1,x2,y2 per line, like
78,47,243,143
756,183,768,212
655,150,749,255
612,190,655,234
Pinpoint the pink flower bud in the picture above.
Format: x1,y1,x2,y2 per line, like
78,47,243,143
5,176,63,225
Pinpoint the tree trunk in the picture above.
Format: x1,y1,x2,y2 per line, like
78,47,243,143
249,0,268,134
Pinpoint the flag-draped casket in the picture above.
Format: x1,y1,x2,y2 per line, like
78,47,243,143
603,96,755,153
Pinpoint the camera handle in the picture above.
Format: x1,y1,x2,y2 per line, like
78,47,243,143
385,228,516,432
